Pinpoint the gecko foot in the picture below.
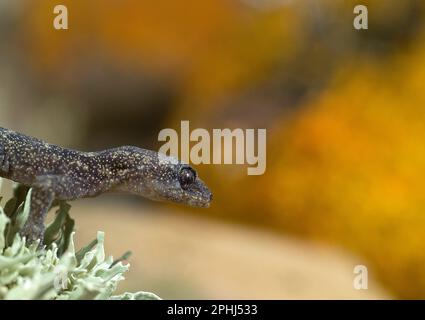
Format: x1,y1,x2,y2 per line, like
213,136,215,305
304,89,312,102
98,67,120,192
20,221,45,244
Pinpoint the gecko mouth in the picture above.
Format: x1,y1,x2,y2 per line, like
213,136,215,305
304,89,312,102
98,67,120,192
184,179,213,208
189,191,212,208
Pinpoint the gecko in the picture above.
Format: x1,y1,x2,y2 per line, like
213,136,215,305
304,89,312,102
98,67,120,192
0,127,212,243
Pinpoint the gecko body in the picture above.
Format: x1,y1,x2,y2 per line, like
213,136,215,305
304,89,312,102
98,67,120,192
0,127,212,242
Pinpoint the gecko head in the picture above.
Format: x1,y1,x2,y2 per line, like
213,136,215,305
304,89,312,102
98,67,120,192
164,164,212,208
121,151,212,208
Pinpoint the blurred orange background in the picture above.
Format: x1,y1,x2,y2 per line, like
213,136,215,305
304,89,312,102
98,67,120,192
1,0,424,299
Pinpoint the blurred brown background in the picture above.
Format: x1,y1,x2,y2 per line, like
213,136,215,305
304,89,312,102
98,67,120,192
1,0,425,298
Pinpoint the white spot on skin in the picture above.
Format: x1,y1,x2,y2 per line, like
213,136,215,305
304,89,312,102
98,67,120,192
157,152,180,165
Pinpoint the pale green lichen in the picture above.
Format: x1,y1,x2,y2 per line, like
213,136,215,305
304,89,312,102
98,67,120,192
0,180,160,300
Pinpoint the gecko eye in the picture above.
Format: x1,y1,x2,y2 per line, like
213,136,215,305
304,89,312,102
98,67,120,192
178,167,196,190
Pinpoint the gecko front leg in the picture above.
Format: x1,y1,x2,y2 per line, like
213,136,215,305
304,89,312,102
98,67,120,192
20,185,55,243
20,175,80,243
0,144,10,174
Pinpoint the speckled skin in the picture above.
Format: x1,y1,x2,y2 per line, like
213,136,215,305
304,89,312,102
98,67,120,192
0,127,212,243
